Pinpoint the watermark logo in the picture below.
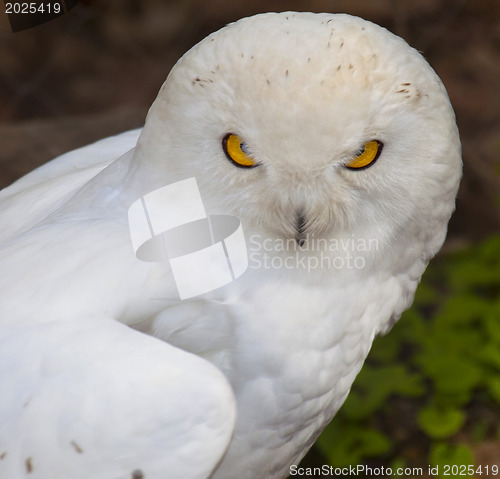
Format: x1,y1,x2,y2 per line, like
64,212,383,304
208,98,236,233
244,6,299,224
128,178,248,300
248,235,379,272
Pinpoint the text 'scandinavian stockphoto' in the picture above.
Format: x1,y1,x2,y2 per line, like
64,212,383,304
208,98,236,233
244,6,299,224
0,12,461,479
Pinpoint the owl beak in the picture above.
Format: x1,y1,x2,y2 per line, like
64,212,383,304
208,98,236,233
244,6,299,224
295,212,306,248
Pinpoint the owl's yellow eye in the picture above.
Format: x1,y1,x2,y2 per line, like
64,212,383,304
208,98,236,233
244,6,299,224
222,134,257,168
345,140,383,170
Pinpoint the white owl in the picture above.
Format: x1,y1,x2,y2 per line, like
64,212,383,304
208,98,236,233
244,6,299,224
0,12,461,479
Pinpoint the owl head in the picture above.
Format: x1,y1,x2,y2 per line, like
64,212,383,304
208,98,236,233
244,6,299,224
135,12,461,276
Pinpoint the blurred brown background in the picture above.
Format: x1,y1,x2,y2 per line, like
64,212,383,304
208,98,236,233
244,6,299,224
1,0,499,242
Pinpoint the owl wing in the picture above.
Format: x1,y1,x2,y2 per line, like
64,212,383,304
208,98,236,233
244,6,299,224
0,316,235,479
0,129,141,244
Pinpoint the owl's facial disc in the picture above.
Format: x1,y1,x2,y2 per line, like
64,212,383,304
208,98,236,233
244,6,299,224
219,133,385,244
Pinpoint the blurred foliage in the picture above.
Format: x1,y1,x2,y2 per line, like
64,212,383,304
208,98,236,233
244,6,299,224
312,235,500,477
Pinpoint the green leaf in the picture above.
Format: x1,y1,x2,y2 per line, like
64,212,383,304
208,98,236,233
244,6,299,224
340,390,379,421
356,365,425,397
436,295,491,327
479,235,500,264
444,237,500,296
415,354,483,399
418,405,465,439
369,332,401,364
315,421,362,467
342,365,424,420
485,307,500,344
487,376,500,403
413,281,439,307
430,443,474,475
359,428,392,456
420,327,482,358
479,344,500,371
398,308,429,343
316,421,392,467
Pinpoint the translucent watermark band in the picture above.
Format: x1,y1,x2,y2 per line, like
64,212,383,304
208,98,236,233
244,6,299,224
128,178,248,300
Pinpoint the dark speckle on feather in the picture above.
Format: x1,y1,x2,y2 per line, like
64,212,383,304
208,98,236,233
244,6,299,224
70,440,83,454
192,77,213,87
25,457,33,473
132,469,144,479
0,451,7,460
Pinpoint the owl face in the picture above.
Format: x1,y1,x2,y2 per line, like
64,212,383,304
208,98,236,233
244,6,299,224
139,12,461,262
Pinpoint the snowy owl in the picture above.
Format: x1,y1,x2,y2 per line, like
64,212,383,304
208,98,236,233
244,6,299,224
0,11,461,479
